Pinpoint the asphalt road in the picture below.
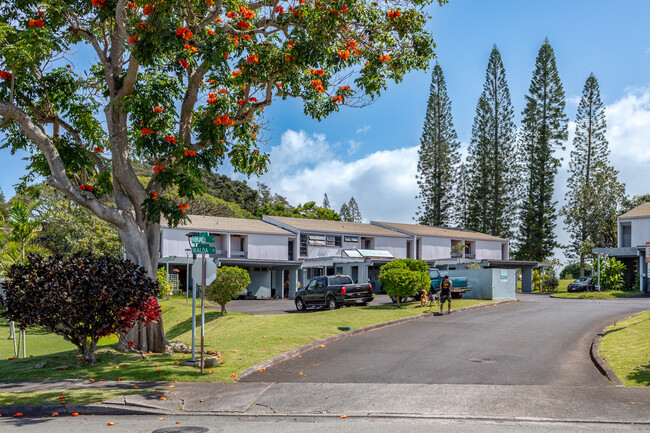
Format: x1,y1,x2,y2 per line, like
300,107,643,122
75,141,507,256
242,294,650,385
3,415,650,433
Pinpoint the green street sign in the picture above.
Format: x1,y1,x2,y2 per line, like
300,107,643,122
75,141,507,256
191,243,216,255
191,234,215,244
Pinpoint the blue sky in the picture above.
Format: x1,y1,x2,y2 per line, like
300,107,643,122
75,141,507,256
2,0,650,259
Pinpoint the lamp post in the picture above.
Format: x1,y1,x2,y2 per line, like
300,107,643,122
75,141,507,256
185,249,191,304
185,232,199,362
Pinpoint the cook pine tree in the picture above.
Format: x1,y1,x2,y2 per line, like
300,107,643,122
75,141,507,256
415,63,461,227
466,46,518,238
322,193,331,210
347,197,362,223
560,74,624,276
516,38,568,261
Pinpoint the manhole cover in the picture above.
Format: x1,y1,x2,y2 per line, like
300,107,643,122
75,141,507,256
151,428,209,433
468,358,496,363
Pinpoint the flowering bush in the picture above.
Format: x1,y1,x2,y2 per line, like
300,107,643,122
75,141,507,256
0,253,160,364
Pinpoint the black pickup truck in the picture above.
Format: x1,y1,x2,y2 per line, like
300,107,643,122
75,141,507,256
294,275,373,311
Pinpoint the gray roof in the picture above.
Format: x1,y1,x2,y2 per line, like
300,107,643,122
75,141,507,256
372,221,507,242
164,215,293,235
619,203,650,220
263,216,410,237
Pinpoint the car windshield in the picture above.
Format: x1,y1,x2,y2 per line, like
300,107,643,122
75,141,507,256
574,277,590,283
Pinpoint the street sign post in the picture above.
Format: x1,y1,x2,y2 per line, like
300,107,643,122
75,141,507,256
188,233,217,372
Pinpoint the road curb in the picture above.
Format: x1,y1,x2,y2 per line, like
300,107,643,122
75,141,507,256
0,403,165,418
239,299,519,379
590,310,650,387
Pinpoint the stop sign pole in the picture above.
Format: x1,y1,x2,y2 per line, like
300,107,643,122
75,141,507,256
190,233,216,371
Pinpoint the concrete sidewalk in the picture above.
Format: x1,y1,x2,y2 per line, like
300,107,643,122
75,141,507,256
2,380,649,424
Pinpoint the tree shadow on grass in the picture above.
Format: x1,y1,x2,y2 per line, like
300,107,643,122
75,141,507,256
626,362,650,386
166,311,224,340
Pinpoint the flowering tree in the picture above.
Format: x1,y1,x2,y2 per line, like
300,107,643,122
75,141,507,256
0,253,161,364
0,0,447,351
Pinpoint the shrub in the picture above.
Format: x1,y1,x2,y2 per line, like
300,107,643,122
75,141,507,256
205,266,251,314
0,253,160,364
157,267,175,297
540,275,559,291
379,259,430,307
599,258,626,291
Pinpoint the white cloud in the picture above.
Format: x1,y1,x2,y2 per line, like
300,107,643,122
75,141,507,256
346,139,362,156
605,86,650,195
258,129,419,221
355,124,371,135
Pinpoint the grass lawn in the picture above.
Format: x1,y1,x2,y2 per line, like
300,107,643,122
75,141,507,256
517,278,573,293
0,297,493,383
551,291,640,299
0,389,148,405
599,310,650,386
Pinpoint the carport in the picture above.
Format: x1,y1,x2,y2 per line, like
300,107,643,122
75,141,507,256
481,260,549,292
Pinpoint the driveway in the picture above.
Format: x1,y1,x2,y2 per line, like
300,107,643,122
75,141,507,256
217,294,396,315
242,294,650,385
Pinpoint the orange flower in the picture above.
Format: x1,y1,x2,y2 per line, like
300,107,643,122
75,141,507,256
93,146,104,153
160,396,167,400
164,136,177,144
231,373,237,377
132,386,138,389
387,10,401,19
206,28,215,36
226,11,238,19
141,128,154,135
218,88,228,94
285,55,291,62
153,165,164,174
232,70,242,77
275,5,284,14
178,59,189,69
238,5,255,19
29,18,45,27
237,98,245,105
310,68,325,76
246,54,259,64
340,85,351,91
143,4,154,14
51,412,59,417
0,71,12,80
379,54,391,62
184,150,196,157
184,44,198,53
237,21,250,30
298,372,303,375
13,413,23,417
91,0,105,6
154,105,164,112
128,36,138,44
71,412,79,416
214,17,223,23
337,50,350,61
340,414,347,419
107,422,115,426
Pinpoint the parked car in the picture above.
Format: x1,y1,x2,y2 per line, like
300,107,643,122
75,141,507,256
567,276,595,292
294,275,373,311
391,268,472,303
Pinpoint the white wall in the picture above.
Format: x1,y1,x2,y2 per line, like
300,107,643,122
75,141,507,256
248,234,288,260
374,236,407,259
248,270,271,298
161,228,193,257
629,218,650,247
475,241,503,260
420,237,451,260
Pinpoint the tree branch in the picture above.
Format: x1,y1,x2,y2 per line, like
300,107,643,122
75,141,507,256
0,102,126,230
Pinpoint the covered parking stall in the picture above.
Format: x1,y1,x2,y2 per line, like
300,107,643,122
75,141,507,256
218,258,302,299
433,259,547,293
592,247,645,292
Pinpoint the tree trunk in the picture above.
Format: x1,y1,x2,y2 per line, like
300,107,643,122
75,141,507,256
579,254,585,277
116,223,170,354
220,304,226,315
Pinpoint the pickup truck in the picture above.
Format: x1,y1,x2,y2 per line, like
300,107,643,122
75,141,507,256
294,275,373,311
390,268,472,303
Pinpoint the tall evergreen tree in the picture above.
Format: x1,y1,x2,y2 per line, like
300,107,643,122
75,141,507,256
515,39,568,261
560,74,623,275
322,193,331,210
340,203,351,222
466,46,518,237
415,63,461,227
347,197,362,223
453,160,470,229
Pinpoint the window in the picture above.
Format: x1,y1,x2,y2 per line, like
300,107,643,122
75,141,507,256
329,276,353,285
308,234,326,246
621,224,631,248
344,236,358,242
240,238,245,251
326,235,342,247
300,234,308,256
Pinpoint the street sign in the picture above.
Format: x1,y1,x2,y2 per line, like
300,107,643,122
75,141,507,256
191,234,215,244
191,243,216,255
192,258,217,286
